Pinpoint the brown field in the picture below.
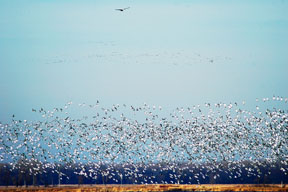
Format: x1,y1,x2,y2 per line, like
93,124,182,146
0,184,287,192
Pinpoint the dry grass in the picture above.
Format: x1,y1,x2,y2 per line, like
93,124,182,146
0,184,287,192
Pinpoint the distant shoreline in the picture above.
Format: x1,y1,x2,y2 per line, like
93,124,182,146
0,184,287,192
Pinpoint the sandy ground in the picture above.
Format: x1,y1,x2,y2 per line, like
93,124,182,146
0,184,287,192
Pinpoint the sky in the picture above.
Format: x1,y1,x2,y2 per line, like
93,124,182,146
0,0,288,121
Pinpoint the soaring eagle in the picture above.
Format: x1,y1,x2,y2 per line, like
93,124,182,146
115,7,130,11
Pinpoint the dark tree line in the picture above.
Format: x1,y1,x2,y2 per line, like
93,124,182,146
0,160,287,186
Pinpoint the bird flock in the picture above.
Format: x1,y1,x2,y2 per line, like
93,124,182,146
0,96,287,184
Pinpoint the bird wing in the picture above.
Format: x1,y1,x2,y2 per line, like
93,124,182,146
115,7,130,11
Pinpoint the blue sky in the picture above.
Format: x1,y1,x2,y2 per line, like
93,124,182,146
0,0,288,121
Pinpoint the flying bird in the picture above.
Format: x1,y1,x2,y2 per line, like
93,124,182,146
115,7,130,11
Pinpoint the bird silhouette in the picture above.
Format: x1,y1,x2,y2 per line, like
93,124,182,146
115,7,130,11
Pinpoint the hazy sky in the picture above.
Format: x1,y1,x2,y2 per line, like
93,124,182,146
0,0,288,121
